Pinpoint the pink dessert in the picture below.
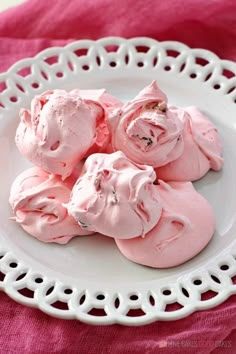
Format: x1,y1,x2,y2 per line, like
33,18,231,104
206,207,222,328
10,83,224,268
108,81,184,168
15,90,99,179
9,167,93,244
66,151,163,239
71,89,122,154
115,180,215,268
156,106,223,181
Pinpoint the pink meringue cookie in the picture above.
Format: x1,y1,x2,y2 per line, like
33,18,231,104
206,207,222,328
72,89,122,109
156,106,224,181
108,81,184,167
9,167,93,244
71,89,122,155
15,90,97,179
66,151,162,239
115,180,215,268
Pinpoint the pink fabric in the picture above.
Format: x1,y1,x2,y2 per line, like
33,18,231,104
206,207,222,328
0,0,236,352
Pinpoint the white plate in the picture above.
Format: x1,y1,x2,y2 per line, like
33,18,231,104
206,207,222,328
0,37,236,325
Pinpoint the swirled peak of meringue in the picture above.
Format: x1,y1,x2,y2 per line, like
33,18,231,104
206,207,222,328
71,89,123,154
115,180,215,268
108,81,184,167
15,90,97,179
9,167,93,244
66,151,162,239
156,106,224,181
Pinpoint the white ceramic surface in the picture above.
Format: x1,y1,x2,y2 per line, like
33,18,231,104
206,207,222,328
0,37,236,325
0,0,25,12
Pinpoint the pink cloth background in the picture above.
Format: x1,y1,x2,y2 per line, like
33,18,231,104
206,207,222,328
0,0,236,352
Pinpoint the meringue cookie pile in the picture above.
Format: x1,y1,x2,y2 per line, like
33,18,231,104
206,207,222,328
9,81,223,268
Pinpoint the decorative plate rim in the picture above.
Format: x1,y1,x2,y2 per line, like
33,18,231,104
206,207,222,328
0,37,236,326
